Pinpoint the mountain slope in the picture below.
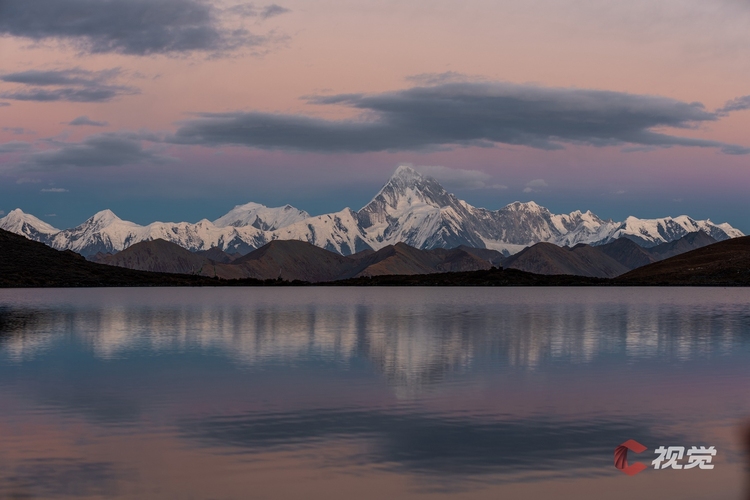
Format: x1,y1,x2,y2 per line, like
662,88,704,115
0,209,60,244
270,208,372,256
0,228,225,287
647,231,717,261
617,236,750,285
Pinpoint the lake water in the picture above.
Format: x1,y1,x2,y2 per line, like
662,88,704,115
1,287,749,499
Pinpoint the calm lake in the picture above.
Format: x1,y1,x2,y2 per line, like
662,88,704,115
1,287,749,499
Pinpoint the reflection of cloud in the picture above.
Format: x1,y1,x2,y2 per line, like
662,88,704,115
181,409,681,477
2,458,119,498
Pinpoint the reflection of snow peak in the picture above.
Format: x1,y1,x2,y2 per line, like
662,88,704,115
1,166,744,256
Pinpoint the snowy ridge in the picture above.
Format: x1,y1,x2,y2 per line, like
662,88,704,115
270,208,371,255
602,215,745,247
0,166,744,256
213,202,309,230
0,208,60,244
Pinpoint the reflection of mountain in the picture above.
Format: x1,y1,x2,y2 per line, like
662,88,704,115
2,289,748,393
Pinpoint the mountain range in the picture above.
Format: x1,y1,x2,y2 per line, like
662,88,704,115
3,226,749,287
1,166,743,257
89,230,716,281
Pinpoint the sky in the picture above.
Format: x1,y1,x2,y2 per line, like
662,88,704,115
0,0,749,231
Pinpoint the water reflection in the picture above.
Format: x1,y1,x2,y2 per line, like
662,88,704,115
1,288,749,499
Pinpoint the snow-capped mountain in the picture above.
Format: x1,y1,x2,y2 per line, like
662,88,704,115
47,209,266,256
358,165,487,250
213,202,309,230
601,215,744,247
270,208,372,255
0,166,743,256
0,209,60,244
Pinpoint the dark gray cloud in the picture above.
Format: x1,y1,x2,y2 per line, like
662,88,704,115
170,82,750,154
2,126,34,135
226,3,291,19
0,102,9,107
23,133,170,170
0,141,32,153
718,95,750,113
259,4,290,19
1,68,121,86
0,0,279,55
405,71,486,85
0,68,138,103
67,116,109,127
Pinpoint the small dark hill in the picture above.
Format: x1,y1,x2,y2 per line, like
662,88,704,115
616,236,750,285
597,237,656,270
647,231,717,262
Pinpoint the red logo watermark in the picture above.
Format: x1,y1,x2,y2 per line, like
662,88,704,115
615,440,717,475
614,439,648,476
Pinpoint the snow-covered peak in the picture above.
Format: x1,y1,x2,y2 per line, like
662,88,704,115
502,201,547,214
716,222,744,238
362,166,454,214
390,165,425,184
87,209,124,228
0,208,60,238
213,202,309,230
607,215,742,247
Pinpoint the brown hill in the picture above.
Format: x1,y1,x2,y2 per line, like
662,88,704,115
347,243,492,278
86,238,500,282
93,239,211,275
455,245,506,266
230,239,356,282
503,242,628,278
616,236,750,285
195,246,240,263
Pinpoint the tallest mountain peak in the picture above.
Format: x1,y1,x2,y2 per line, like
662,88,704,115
392,164,423,180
